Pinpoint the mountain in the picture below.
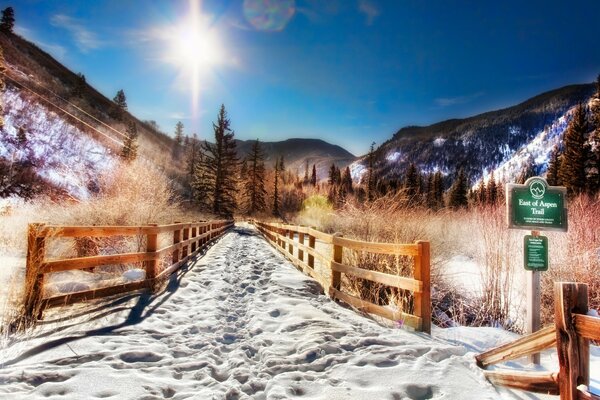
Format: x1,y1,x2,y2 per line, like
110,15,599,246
0,31,355,199
236,138,356,180
352,84,596,185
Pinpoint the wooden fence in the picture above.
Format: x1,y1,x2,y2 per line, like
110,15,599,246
476,282,600,399
24,220,234,319
253,221,431,334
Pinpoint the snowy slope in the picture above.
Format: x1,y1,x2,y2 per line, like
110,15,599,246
1,87,116,199
1,225,509,399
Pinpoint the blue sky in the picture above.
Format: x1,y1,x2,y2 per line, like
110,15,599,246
5,0,600,155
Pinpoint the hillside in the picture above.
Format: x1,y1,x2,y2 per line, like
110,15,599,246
0,31,356,199
236,138,356,180
351,84,596,185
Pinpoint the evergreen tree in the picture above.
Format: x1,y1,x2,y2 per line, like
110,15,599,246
366,142,376,201
486,171,498,205
558,103,588,195
447,168,468,209
273,158,281,216
426,174,436,208
310,164,317,186
16,126,26,146
328,163,338,185
432,171,444,210
0,7,14,34
243,139,267,214
112,89,127,121
192,105,239,217
120,122,138,162
588,74,600,193
341,166,353,194
303,160,309,184
546,146,562,186
476,178,486,204
404,163,419,199
73,73,86,98
172,121,184,159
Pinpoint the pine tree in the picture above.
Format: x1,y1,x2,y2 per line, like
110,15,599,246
192,105,239,217
432,171,444,210
558,103,588,195
447,168,468,209
342,166,353,194
366,142,376,201
273,158,281,216
112,89,127,121
73,73,86,98
426,174,436,208
546,146,562,186
120,122,138,162
588,74,600,193
172,121,184,159
310,164,317,186
328,163,337,185
16,126,26,146
404,163,419,200
303,160,309,184
486,171,498,205
0,7,14,34
476,178,486,204
243,139,267,215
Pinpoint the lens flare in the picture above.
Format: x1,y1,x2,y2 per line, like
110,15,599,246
243,0,295,32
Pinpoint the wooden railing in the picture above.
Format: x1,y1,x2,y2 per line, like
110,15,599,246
476,282,600,399
253,221,431,334
24,220,234,319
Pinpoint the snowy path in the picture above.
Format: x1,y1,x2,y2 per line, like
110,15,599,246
0,225,505,399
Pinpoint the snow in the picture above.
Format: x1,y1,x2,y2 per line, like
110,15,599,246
0,224,597,399
349,159,367,181
433,137,446,147
386,151,401,162
1,225,507,399
1,87,116,199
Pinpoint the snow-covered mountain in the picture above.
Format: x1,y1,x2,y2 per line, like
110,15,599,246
351,84,596,185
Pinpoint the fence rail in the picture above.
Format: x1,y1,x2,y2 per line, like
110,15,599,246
253,221,431,334
476,282,600,400
24,220,234,319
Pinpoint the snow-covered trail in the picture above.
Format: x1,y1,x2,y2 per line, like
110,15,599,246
1,225,505,399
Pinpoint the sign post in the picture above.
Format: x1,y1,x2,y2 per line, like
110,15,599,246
506,177,567,365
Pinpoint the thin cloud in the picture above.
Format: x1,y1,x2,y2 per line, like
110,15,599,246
358,0,380,26
50,14,103,52
435,92,485,107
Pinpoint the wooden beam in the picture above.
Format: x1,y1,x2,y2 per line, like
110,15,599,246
414,241,431,334
331,234,343,291
42,252,155,273
476,325,556,368
24,223,46,319
331,261,422,292
42,281,148,308
308,228,333,244
332,235,419,256
555,282,590,400
483,369,559,395
574,314,600,341
145,224,159,291
329,287,422,330
577,389,600,400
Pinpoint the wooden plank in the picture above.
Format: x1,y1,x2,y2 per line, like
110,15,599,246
42,281,148,308
475,325,556,368
41,226,147,238
41,252,155,273
555,282,590,400
298,232,305,262
308,230,316,268
578,389,600,400
333,236,419,256
329,287,422,330
483,370,559,395
574,314,600,341
172,222,181,265
331,261,422,292
145,224,159,290
414,241,431,334
331,234,343,291
24,223,46,319
308,228,333,244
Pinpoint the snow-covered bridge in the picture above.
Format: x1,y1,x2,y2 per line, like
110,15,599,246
0,225,506,399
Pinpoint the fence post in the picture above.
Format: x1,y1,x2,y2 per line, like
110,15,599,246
145,223,159,291
182,224,189,260
308,227,316,269
191,224,197,254
555,282,589,400
172,221,181,267
288,229,294,255
298,231,305,262
331,234,343,293
24,223,46,320
414,241,431,334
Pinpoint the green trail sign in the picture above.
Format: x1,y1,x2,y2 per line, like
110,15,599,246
506,177,568,232
524,235,548,271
